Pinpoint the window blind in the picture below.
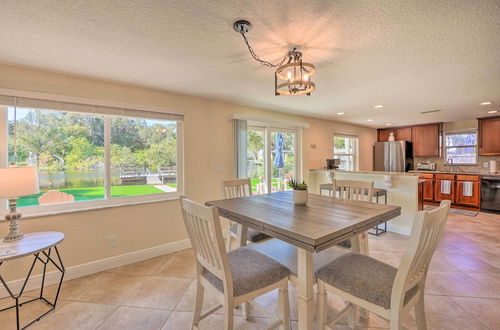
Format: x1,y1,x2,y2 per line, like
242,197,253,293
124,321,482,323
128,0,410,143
0,95,183,121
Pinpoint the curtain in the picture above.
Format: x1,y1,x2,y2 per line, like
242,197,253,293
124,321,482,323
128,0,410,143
234,119,247,178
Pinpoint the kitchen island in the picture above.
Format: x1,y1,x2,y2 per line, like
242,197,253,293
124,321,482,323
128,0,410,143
309,169,422,235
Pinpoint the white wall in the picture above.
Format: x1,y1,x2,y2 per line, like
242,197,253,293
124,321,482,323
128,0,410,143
0,63,376,280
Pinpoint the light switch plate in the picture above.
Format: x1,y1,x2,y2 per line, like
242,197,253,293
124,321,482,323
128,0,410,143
483,162,489,168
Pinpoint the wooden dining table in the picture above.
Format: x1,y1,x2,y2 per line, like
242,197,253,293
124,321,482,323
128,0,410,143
206,190,401,330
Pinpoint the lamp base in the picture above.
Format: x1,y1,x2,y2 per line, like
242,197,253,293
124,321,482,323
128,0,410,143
3,198,24,242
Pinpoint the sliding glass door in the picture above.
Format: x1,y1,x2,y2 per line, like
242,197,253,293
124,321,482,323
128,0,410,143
247,126,298,194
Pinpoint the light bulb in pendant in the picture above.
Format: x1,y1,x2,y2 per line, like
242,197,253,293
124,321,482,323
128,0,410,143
303,74,309,81
287,71,292,81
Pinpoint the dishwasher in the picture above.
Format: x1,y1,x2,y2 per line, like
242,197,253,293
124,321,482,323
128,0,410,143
481,176,500,213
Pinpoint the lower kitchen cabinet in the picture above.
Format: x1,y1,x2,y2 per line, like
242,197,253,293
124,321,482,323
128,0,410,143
455,175,481,207
419,174,434,201
434,178,455,203
422,173,481,208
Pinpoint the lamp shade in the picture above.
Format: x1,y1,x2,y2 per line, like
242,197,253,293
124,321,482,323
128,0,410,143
0,167,40,199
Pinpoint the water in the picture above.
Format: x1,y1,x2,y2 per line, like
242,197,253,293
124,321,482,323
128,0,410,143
39,169,122,189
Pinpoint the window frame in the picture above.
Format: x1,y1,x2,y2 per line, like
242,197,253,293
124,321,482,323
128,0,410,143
444,130,478,166
247,123,302,194
333,134,359,171
0,94,184,218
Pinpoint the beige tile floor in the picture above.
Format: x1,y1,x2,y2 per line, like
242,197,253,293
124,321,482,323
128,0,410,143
1,211,500,329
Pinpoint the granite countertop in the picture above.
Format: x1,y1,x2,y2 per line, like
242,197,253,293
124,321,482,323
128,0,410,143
409,170,500,177
310,169,420,176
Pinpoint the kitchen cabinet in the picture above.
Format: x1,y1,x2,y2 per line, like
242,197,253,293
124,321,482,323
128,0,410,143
377,127,412,142
412,124,441,157
478,116,500,155
455,175,481,207
434,174,455,203
419,173,434,202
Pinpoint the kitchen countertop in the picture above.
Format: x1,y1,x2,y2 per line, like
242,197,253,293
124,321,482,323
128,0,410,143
409,170,500,177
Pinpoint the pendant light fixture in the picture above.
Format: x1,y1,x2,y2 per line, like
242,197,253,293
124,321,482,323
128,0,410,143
233,20,316,96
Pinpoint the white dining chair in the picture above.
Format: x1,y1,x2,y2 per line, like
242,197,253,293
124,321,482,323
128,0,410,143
222,178,268,251
332,180,375,250
332,179,374,202
316,200,451,330
180,197,291,330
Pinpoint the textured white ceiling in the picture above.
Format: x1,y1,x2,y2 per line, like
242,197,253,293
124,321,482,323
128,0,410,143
1,0,499,127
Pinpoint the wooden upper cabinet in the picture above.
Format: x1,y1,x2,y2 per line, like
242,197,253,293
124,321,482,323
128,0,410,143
478,116,500,155
377,127,413,142
377,129,392,142
412,124,441,157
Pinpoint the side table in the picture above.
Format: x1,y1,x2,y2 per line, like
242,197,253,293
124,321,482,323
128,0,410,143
0,232,65,330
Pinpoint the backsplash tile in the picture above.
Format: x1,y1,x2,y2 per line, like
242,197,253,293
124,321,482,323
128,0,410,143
414,156,498,174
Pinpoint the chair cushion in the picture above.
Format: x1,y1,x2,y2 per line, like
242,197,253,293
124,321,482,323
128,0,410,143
230,224,269,242
315,252,417,309
203,247,290,297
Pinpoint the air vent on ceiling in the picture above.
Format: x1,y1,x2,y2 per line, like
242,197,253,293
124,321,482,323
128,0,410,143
420,109,442,114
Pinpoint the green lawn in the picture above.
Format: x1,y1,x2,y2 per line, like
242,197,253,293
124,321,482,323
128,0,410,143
18,185,174,208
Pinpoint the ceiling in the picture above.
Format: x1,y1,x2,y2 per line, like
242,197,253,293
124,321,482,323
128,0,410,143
1,0,499,128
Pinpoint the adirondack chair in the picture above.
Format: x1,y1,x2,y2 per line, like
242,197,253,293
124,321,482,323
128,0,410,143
38,190,75,205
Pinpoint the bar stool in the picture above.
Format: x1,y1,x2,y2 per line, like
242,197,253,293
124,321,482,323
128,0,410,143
320,183,388,236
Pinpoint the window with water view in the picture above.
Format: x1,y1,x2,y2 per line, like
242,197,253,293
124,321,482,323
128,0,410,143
6,104,179,208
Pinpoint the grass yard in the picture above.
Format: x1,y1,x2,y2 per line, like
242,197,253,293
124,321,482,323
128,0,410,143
18,184,173,208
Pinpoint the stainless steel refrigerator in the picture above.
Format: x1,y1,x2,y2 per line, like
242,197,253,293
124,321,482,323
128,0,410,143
373,141,413,172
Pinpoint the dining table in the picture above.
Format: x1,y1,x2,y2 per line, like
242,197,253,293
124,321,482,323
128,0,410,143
206,190,401,330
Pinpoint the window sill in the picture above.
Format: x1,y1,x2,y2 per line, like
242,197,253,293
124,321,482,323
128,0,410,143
2,193,182,220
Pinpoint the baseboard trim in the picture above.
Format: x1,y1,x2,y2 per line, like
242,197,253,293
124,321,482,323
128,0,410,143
387,222,411,236
0,239,191,298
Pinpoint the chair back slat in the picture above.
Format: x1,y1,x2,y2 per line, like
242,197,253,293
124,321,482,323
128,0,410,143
391,200,451,307
332,180,374,202
180,197,231,285
222,178,252,198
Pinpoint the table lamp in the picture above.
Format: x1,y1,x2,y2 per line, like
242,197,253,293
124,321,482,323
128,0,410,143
0,167,39,241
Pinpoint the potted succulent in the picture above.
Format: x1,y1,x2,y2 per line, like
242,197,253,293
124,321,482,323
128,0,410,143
287,178,308,205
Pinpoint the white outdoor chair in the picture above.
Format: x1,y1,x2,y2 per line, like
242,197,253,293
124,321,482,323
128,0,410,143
180,197,291,330
38,190,74,205
316,200,451,330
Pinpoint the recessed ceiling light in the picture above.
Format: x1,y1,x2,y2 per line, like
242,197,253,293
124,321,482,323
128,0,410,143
374,104,384,109
337,112,345,115
367,119,374,122
480,101,494,105
488,110,498,114
386,122,392,126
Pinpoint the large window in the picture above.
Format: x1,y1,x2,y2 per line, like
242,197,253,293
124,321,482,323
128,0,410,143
444,131,477,165
246,126,298,194
1,95,182,212
334,135,358,171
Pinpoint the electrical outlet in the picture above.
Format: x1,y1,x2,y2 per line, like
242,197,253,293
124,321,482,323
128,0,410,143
108,235,117,248
483,162,489,168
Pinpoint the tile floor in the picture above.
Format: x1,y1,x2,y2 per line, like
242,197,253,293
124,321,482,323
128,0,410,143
1,211,500,329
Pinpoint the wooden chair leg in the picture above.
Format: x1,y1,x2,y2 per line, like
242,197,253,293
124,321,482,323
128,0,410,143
192,281,204,329
348,303,359,329
317,280,327,330
224,299,234,330
415,294,427,330
278,279,290,330
226,220,232,251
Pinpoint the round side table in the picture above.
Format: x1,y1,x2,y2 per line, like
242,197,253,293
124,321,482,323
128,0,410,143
0,232,65,330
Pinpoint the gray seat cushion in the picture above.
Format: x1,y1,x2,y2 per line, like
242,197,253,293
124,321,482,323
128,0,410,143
315,252,417,309
203,247,290,297
230,223,269,242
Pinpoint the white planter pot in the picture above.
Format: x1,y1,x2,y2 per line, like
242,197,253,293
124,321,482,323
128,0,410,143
293,190,308,205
